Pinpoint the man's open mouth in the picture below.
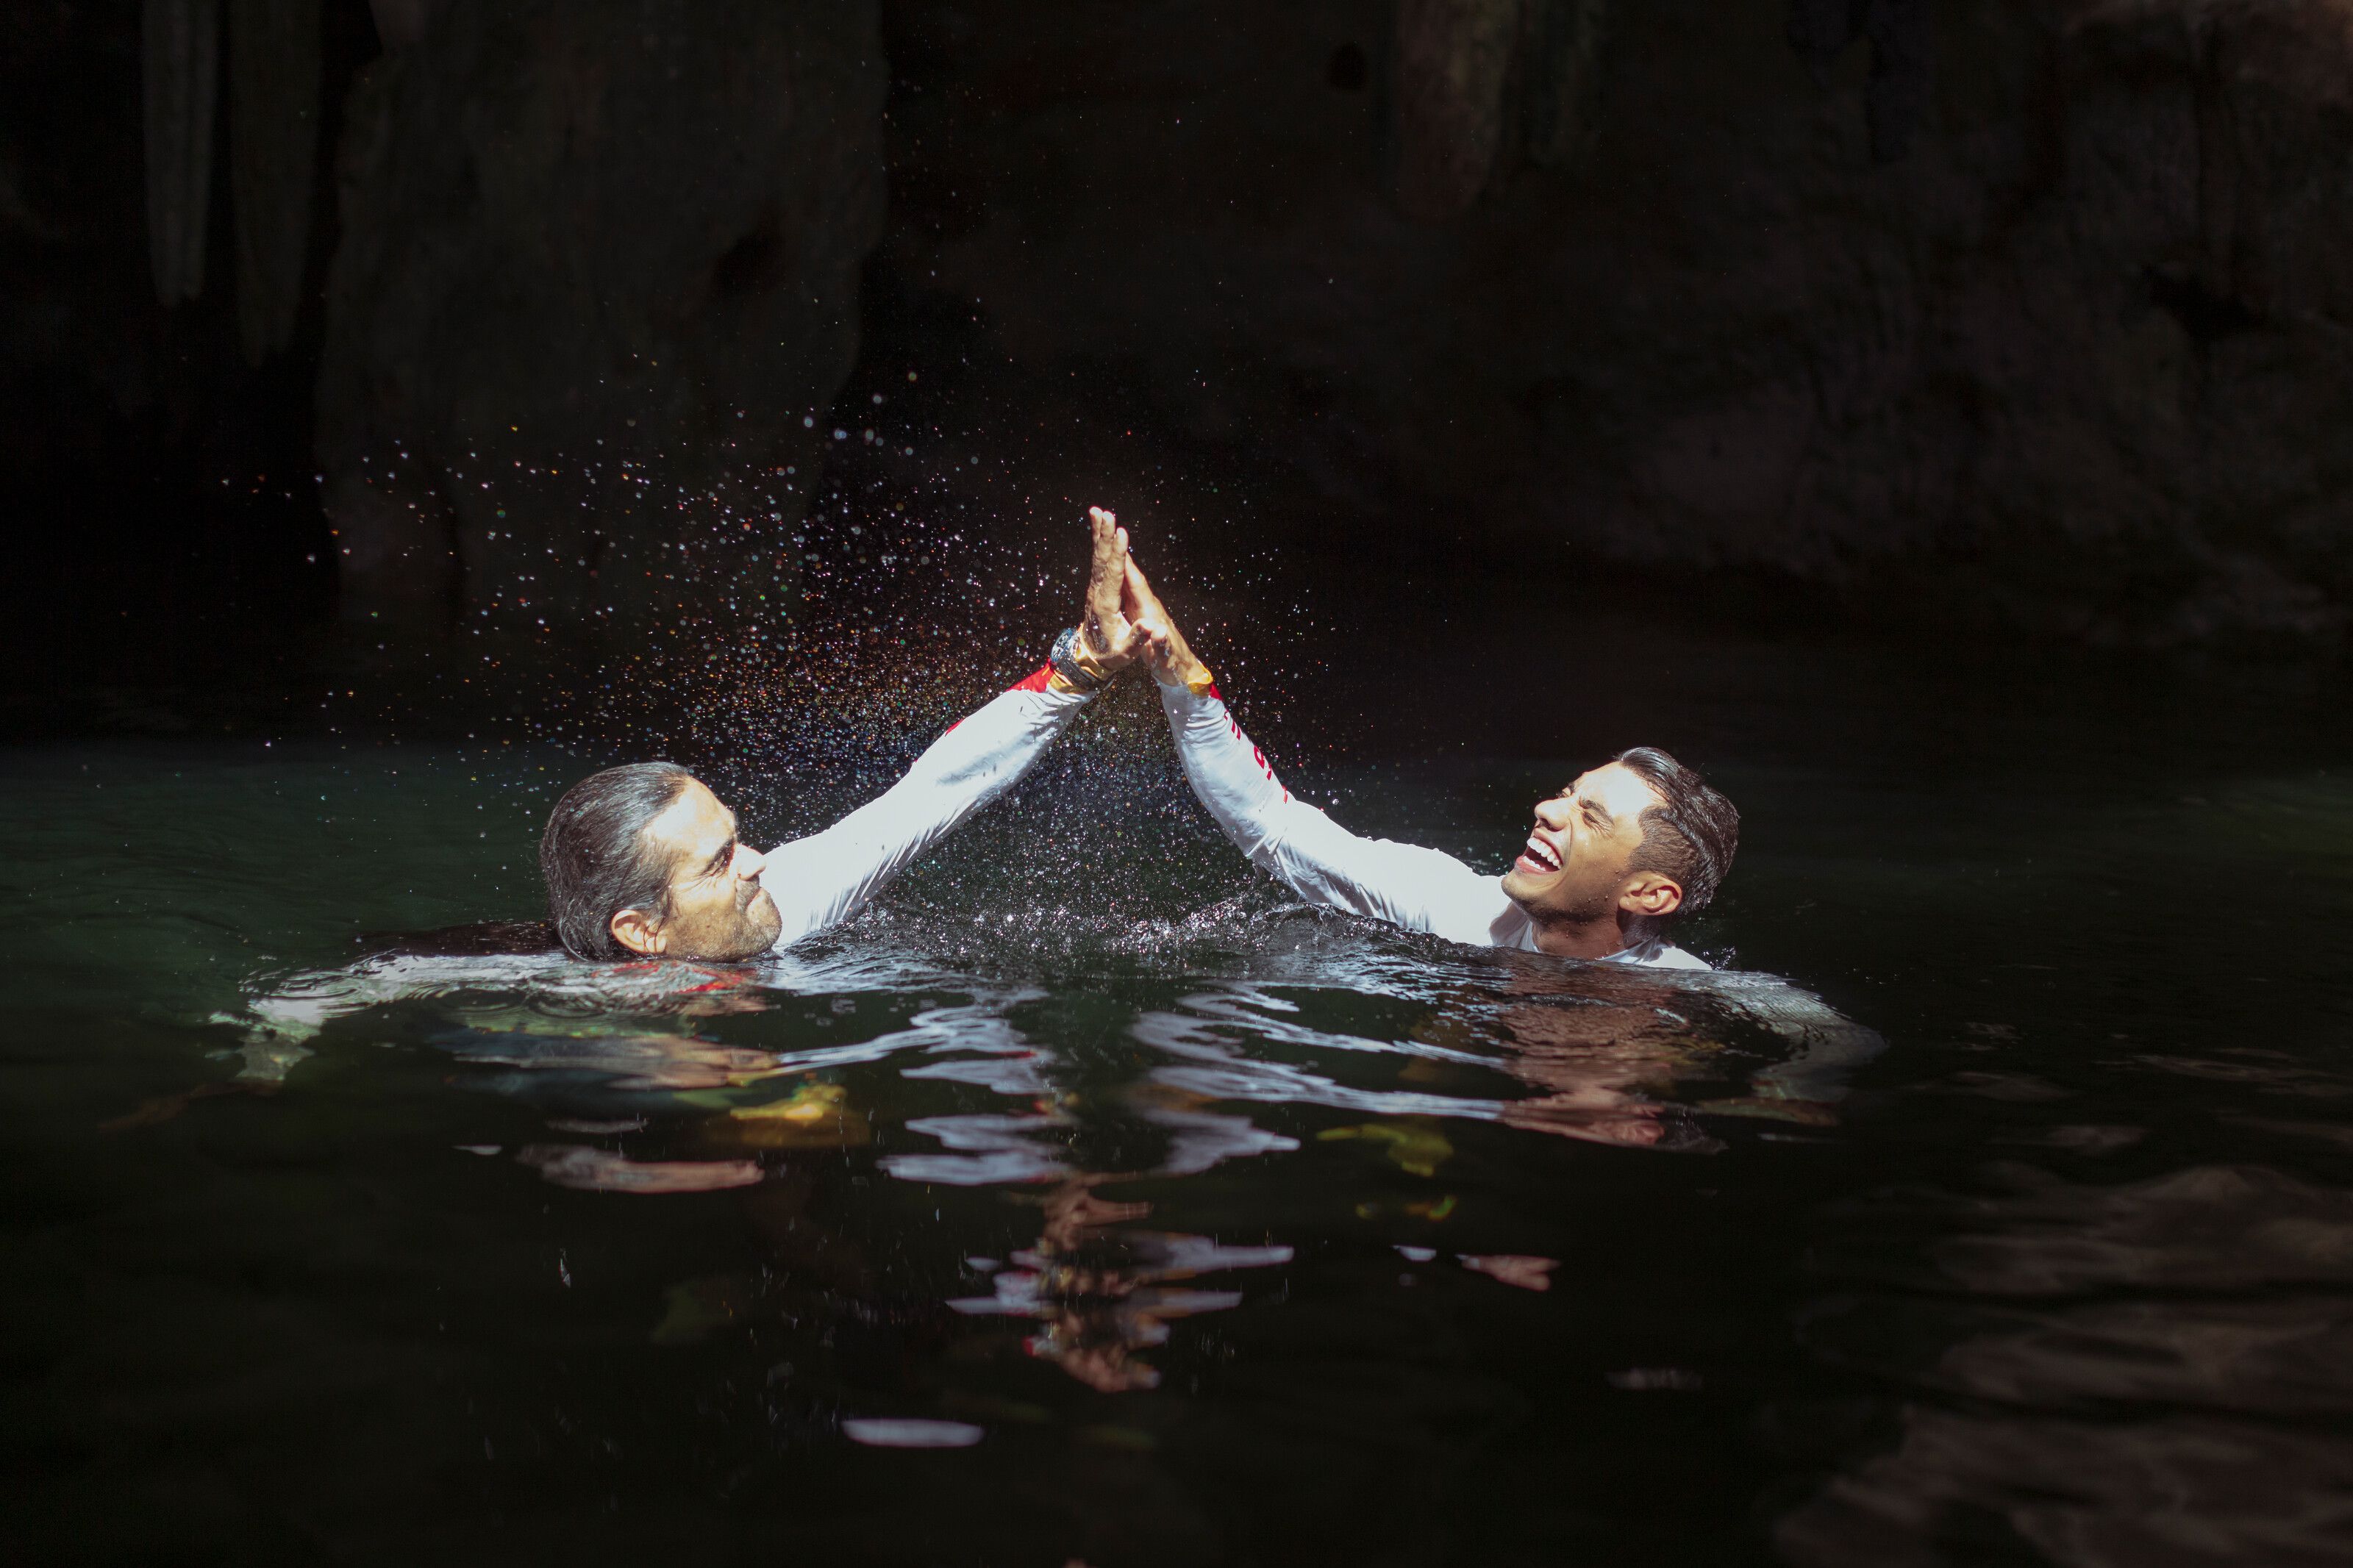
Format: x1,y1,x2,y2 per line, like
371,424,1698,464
1515,834,1563,875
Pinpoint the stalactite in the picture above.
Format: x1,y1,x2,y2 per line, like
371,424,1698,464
1860,0,1933,162
229,0,321,365
1787,0,1935,162
1393,0,1521,221
368,0,447,50
1789,0,1846,79
142,0,220,306
1521,0,1608,171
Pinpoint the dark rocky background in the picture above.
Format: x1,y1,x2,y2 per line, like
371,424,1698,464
4,0,2349,729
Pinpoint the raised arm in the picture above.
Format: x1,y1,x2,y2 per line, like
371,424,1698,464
1123,551,1521,948
760,511,1146,945
759,670,1081,942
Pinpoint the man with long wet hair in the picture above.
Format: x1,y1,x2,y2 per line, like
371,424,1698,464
539,513,1150,962
1113,516,1739,970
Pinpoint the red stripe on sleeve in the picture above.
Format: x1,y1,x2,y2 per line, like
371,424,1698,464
948,664,1054,734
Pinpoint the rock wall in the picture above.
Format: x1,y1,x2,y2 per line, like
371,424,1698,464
227,0,323,366
141,0,218,308
10,0,2347,655
316,0,887,635
880,0,2353,645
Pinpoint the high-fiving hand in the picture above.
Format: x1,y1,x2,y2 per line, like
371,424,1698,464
1121,545,1211,692
1074,506,1148,676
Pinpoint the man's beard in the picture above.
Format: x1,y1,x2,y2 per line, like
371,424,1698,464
678,892,782,961
723,895,784,958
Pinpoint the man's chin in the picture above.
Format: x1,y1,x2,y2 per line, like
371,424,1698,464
1502,875,1611,926
732,894,783,958
680,933,775,963
672,909,782,963
722,920,783,962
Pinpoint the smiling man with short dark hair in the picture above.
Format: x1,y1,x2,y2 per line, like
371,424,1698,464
1115,526,1740,968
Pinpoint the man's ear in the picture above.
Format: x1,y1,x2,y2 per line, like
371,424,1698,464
609,907,666,956
1620,873,1684,920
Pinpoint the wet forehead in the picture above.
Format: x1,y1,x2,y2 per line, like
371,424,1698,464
1565,762,1665,828
644,777,735,867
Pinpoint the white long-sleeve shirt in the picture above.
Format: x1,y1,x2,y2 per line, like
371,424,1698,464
762,665,1088,946
1160,683,1709,970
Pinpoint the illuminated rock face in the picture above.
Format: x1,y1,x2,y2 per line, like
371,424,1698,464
316,0,886,636
882,0,2353,645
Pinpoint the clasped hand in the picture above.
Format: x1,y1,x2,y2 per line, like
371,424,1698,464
1074,506,1207,690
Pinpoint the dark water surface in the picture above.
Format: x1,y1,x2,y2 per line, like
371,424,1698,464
4,638,2350,1567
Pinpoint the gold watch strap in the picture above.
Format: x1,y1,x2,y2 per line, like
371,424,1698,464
1154,662,1216,695
1065,639,1115,686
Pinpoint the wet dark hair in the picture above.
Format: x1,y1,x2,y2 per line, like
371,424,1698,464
1613,747,1740,921
540,762,696,960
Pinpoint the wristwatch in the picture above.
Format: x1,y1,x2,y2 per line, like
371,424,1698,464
1050,626,1110,692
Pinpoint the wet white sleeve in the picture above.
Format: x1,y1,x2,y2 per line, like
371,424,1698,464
761,669,1088,945
1160,684,1522,947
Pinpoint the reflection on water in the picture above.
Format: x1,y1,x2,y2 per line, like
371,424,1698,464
3,704,2349,1564
951,1178,1293,1394
195,892,1883,1464
1786,1162,2353,1564
221,906,1878,1198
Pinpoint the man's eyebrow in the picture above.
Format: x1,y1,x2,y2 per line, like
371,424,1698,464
1579,795,1615,827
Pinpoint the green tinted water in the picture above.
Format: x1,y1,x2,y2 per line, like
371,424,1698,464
3,648,2349,1566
